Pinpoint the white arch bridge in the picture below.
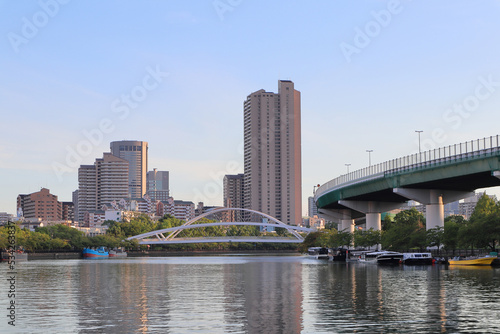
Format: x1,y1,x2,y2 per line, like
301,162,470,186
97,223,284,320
127,208,313,244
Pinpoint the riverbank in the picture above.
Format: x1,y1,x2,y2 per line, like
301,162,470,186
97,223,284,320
11,249,301,261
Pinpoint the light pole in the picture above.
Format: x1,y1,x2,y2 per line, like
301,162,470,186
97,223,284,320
415,130,423,153
366,150,373,167
345,163,351,173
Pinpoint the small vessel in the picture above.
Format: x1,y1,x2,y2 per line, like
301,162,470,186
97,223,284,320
402,253,433,265
1,249,28,262
375,251,404,265
109,247,127,258
360,251,403,264
82,247,109,259
308,247,329,260
448,255,497,266
329,248,347,262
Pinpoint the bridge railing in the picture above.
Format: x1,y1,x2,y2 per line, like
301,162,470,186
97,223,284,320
316,135,500,198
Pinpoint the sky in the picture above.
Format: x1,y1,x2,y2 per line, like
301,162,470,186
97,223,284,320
2,0,500,217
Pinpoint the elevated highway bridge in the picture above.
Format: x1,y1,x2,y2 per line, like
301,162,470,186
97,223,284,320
315,135,500,232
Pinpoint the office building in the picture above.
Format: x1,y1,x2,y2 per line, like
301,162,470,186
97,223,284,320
110,140,148,198
243,80,302,225
146,169,170,201
78,153,129,222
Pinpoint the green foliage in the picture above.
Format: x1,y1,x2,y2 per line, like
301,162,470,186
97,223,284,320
353,228,381,248
381,208,426,251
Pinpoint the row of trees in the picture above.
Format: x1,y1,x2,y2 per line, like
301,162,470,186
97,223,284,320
302,194,500,254
0,214,297,252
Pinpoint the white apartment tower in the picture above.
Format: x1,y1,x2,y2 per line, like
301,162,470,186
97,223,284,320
110,140,148,198
243,80,302,225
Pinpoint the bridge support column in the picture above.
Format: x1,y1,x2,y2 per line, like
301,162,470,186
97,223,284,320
341,219,355,233
393,188,474,230
366,213,381,230
318,208,353,231
338,200,402,231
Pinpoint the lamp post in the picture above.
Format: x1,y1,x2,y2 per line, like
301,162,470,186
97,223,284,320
366,150,373,167
345,163,351,173
415,130,423,153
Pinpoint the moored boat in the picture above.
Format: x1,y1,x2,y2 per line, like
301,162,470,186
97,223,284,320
82,247,109,259
360,251,403,264
402,252,433,265
329,248,347,262
1,249,28,262
448,255,497,266
109,247,127,258
376,251,404,265
308,247,329,260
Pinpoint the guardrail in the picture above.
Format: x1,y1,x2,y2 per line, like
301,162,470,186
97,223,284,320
315,135,500,198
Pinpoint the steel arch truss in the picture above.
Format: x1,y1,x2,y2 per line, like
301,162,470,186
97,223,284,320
127,207,313,244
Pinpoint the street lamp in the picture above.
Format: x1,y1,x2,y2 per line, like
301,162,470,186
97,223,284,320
415,130,423,153
345,163,351,173
313,184,320,195
366,150,373,167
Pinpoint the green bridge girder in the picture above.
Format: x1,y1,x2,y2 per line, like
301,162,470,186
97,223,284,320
317,153,500,210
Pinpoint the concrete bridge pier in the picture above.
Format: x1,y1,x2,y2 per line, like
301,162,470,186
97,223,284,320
338,200,402,231
393,188,474,230
318,208,354,232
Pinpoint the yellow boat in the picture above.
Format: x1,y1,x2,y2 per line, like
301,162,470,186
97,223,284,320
448,256,497,266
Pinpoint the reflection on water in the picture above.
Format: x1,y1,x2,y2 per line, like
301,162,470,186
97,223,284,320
1,256,500,333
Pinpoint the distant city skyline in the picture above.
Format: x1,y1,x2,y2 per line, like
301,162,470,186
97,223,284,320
2,1,500,215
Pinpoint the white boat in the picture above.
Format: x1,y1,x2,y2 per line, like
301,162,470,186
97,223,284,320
359,251,403,265
307,247,329,260
402,253,433,265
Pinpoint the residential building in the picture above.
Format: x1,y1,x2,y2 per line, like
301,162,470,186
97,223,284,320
146,169,170,201
223,173,244,221
72,190,79,224
77,153,129,223
62,202,74,222
16,188,62,221
157,198,195,222
308,196,318,218
243,80,302,225
0,212,13,223
110,140,148,198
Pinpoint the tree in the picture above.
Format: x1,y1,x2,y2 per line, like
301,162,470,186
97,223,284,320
443,216,467,255
381,208,425,251
468,194,500,252
426,226,444,254
354,228,381,249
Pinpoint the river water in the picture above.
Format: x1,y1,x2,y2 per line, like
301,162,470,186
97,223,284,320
1,254,500,333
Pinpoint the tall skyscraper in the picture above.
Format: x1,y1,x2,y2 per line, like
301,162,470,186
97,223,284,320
223,173,244,221
243,80,302,225
110,140,148,198
146,169,170,201
77,153,129,222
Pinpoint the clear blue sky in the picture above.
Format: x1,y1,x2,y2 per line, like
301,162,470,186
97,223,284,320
2,0,500,216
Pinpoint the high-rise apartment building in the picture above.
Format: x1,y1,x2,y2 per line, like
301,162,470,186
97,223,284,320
110,140,148,198
146,169,170,201
308,196,318,218
77,153,129,222
243,80,302,225
16,188,62,221
223,173,244,222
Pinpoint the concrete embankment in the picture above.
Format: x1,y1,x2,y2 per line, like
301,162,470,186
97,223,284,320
28,252,82,260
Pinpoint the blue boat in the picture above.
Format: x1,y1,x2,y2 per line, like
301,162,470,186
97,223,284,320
82,247,109,258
